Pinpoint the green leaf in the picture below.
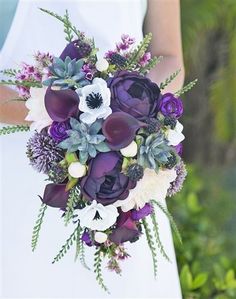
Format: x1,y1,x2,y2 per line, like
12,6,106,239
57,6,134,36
192,273,208,290
226,269,235,283
64,186,81,225
0,125,30,136
180,264,193,291
94,248,110,293
175,78,198,97
160,69,181,90
31,203,47,252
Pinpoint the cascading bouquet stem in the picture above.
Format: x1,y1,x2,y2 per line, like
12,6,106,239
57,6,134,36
0,8,197,293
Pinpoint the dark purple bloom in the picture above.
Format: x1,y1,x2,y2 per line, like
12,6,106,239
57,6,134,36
102,112,144,150
42,183,69,209
108,71,160,121
81,231,93,247
45,87,79,122
60,40,91,61
109,211,140,244
49,121,70,142
174,143,183,156
158,93,183,118
80,152,136,206
131,203,153,221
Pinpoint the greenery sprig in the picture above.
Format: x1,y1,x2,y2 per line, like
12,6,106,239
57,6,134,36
31,203,47,252
175,79,198,97
140,56,163,75
0,79,42,88
64,186,81,226
160,69,181,90
94,248,110,293
142,218,158,278
0,68,19,77
79,241,91,270
0,125,30,136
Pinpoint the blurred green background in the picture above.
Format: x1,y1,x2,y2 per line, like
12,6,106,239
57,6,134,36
169,1,236,298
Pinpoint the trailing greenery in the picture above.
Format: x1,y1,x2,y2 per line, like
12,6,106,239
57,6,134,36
0,79,42,88
52,226,77,264
150,211,170,262
79,239,91,270
0,68,19,77
175,79,198,97
31,203,47,252
0,125,30,136
64,186,81,226
142,218,158,278
74,224,82,260
159,69,181,90
94,248,110,293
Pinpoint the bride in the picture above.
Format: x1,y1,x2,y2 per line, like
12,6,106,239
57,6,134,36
0,0,184,298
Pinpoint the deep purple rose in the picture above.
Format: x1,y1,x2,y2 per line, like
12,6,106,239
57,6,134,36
158,93,183,118
49,121,70,142
109,211,140,244
131,203,153,221
108,71,160,120
80,152,136,206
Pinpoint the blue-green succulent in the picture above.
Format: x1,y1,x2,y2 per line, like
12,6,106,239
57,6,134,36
137,133,173,172
58,118,110,164
43,56,90,89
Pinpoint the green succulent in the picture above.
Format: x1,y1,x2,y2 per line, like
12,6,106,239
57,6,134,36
137,133,173,172
43,56,90,89
58,118,110,164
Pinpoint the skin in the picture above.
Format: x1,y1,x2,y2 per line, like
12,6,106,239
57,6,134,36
0,0,184,125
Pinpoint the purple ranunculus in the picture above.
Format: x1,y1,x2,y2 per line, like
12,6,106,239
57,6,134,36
42,183,69,210
158,93,183,118
131,203,153,221
108,71,160,121
102,112,144,150
49,121,70,142
109,211,140,244
45,87,79,122
80,152,136,206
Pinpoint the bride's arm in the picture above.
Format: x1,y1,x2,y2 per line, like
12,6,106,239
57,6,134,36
143,0,185,93
0,86,28,124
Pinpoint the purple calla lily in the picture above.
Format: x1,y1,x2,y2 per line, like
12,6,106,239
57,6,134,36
102,112,143,150
44,87,79,122
42,183,69,210
60,40,91,61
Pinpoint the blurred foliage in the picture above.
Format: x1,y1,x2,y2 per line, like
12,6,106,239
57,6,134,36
168,165,236,299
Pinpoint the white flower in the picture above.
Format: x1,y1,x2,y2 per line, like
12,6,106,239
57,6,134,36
77,78,112,124
94,232,108,243
115,168,177,212
120,141,138,157
95,58,109,72
167,120,185,146
25,87,52,132
77,200,119,231
68,162,86,178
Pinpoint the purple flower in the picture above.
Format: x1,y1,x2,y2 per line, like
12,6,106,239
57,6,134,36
108,71,160,121
131,203,153,221
42,183,69,209
158,93,183,119
81,231,93,247
139,52,151,67
49,121,70,142
174,143,183,156
80,152,136,206
167,161,187,197
102,112,143,150
60,40,91,61
44,87,79,122
116,34,135,51
109,211,140,244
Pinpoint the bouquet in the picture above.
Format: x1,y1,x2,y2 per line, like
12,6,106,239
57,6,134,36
0,9,197,292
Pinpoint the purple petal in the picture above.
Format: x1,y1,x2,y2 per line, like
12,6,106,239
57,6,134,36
109,227,139,245
60,40,80,61
45,88,79,122
131,203,153,221
102,112,141,150
42,183,69,209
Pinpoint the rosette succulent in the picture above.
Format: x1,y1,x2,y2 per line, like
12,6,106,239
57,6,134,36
43,56,90,89
58,117,110,164
137,133,173,172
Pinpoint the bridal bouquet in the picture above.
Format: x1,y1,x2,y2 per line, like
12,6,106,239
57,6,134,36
0,9,197,292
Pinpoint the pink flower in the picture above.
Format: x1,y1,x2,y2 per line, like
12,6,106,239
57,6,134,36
139,52,151,67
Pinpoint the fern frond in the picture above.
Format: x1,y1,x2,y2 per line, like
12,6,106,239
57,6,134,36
140,56,163,74
160,69,181,90
64,186,80,226
0,68,19,77
142,218,158,278
94,248,110,293
175,79,198,97
52,226,77,264
0,79,42,88
150,212,171,262
74,225,82,261
151,200,182,245
31,203,47,252
0,125,30,136
79,241,91,270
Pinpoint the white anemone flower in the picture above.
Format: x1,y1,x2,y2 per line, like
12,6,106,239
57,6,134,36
115,168,177,212
25,87,52,132
77,200,119,231
166,120,185,146
77,78,112,124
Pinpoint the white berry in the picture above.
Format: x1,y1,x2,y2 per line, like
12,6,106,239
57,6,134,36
68,162,86,178
95,58,109,72
94,231,108,243
120,141,138,157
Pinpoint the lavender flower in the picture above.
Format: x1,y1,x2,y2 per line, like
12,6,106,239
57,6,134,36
26,132,63,174
167,160,187,197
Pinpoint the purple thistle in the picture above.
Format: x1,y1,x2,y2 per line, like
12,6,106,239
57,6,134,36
167,160,187,197
26,132,64,174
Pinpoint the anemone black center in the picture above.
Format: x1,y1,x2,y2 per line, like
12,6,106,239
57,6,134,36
93,211,103,220
86,92,103,109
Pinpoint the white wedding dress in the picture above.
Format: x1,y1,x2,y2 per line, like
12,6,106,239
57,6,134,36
0,1,182,298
